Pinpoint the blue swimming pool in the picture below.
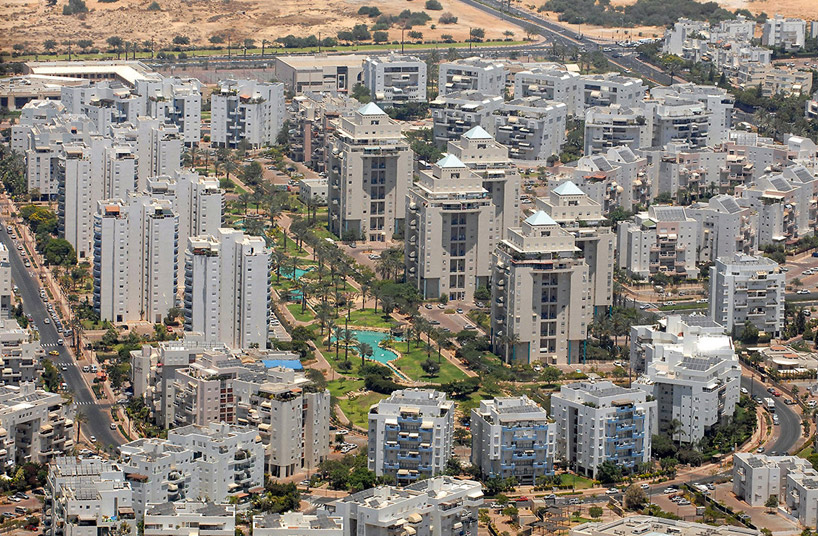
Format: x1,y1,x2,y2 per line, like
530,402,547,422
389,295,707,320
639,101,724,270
281,267,313,280
333,330,403,364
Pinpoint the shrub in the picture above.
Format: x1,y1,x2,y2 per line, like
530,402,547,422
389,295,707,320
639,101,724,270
357,6,381,17
425,0,443,9
373,31,389,43
62,0,88,15
147,0,160,9
439,12,458,24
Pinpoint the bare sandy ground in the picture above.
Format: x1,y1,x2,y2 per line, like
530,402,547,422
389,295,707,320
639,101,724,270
1,0,523,52
609,0,816,19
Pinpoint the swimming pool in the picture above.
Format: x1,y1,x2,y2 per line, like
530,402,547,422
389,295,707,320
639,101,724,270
281,267,313,280
333,329,403,364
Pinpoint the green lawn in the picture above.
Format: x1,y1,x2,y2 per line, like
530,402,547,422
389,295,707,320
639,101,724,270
287,303,315,323
328,378,365,398
559,474,596,489
338,392,386,429
343,308,397,329
391,341,468,384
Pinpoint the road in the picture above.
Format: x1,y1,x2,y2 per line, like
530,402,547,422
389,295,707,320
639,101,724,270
741,375,801,455
0,226,124,449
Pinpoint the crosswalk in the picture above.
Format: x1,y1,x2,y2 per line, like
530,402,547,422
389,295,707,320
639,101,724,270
42,342,62,348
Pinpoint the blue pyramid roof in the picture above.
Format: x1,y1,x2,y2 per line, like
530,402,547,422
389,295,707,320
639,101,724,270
524,210,557,226
552,181,585,196
436,154,466,169
463,125,492,140
358,102,385,115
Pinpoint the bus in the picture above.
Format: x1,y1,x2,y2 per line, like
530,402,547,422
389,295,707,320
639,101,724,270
764,398,776,412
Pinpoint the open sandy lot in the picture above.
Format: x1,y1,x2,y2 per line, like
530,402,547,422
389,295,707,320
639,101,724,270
609,0,816,20
0,0,523,52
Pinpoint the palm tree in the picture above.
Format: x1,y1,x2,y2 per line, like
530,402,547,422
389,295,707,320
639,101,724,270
360,280,371,311
75,410,87,445
357,341,373,368
332,326,344,360
503,331,521,363
342,329,359,365
325,319,337,350
238,192,252,215
433,329,451,363
271,251,287,283
316,302,333,336
224,159,238,183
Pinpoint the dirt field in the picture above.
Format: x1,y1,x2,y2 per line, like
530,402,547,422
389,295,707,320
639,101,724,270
609,0,816,20
0,0,523,52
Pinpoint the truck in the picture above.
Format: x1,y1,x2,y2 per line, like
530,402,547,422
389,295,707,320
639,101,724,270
765,397,776,412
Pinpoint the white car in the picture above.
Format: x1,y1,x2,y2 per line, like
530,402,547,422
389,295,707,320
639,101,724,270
797,289,810,294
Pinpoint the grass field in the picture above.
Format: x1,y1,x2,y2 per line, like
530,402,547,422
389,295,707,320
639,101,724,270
287,303,315,323
338,392,386,429
327,378,365,398
391,341,468,383
559,473,596,489
343,309,397,329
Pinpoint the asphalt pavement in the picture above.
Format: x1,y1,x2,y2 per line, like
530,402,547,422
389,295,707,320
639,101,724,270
0,226,124,449
741,375,801,455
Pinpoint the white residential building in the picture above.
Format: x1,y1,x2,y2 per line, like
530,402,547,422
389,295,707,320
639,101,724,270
584,105,651,155
363,54,427,106
274,55,365,94
439,57,507,97
733,453,813,507
514,65,583,117
486,97,567,162
135,118,183,191
580,74,646,111
144,502,235,536
119,439,196,516
685,195,756,263
430,91,504,147
710,254,785,338
470,396,556,484
93,197,178,323
785,469,818,528
183,229,270,349
551,381,655,478
571,516,760,536
135,77,203,145
405,154,493,302
327,102,412,242
253,512,343,536
631,316,741,444
0,243,11,314
616,206,698,279
327,476,483,536
762,15,806,50
210,79,285,148
297,178,329,206
47,457,137,536
569,147,653,213
367,389,454,484
651,84,734,147
0,383,73,467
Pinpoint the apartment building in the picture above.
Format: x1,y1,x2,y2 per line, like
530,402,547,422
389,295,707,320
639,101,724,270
735,63,813,97
430,91,504,147
404,154,493,301
93,197,178,323
685,195,756,263
289,92,359,171
119,439,196,516
0,244,12,313
0,383,73,467
762,14,806,49
551,381,654,478
807,91,818,121
297,178,329,206
367,389,454,484
616,206,698,279
327,102,412,242
134,118,183,191
514,65,583,117
363,54,427,106
570,147,653,213
439,57,507,97
144,502,235,536
210,79,285,148
470,396,556,484
47,457,137,536
580,74,646,111
274,55,365,94
183,228,270,349
327,476,483,536
446,126,521,255
0,317,42,385
584,105,651,155
646,97,710,149
486,97,567,162
168,423,265,502
651,84,734,147
632,316,741,444
571,516,760,536
785,469,818,528
253,512,343,536
135,77,202,145
491,209,592,365
733,453,813,507
710,254,785,338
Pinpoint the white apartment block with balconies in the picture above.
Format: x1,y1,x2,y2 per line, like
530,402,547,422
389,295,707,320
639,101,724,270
486,97,567,162
569,147,653,213
135,77,202,145
430,90,504,147
327,476,483,536
446,126,521,256
118,439,196,517
763,14,806,50
632,316,741,444
405,154,493,302
144,502,235,536
584,105,651,155
710,253,785,339
439,57,507,97
210,79,285,148
732,453,813,507
93,197,178,324
514,65,583,117
327,102,412,242
253,512,343,536
580,74,646,111
616,206,698,279
551,381,655,479
0,383,73,467
685,195,756,264
134,118,183,191
183,229,270,349
363,54,427,106
367,389,454,485
470,396,555,485
651,84,734,147
785,469,818,528
572,516,761,536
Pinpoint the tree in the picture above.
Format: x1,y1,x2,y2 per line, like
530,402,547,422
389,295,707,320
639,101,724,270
439,12,458,24
421,358,440,377
425,0,442,9
624,484,647,510
469,28,485,41
501,506,519,522
172,35,190,46
765,494,778,513
373,31,389,43
589,506,603,519
596,460,623,484
147,1,160,10
351,84,371,104
357,341,373,368
43,40,57,53
740,323,759,344
43,238,76,266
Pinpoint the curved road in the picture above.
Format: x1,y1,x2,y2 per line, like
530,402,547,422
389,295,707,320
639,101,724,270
741,375,801,455
0,225,124,449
